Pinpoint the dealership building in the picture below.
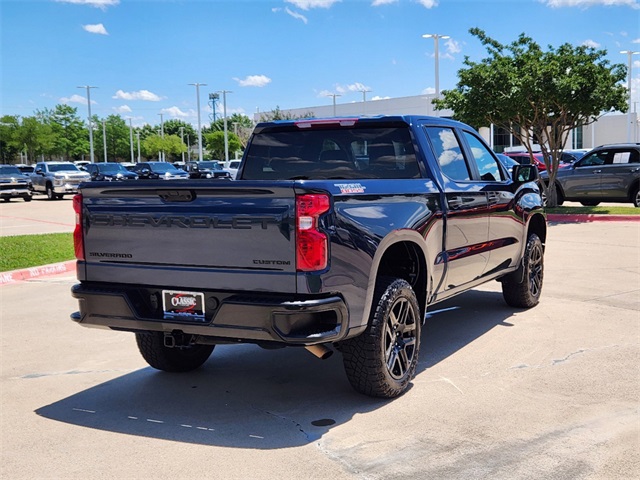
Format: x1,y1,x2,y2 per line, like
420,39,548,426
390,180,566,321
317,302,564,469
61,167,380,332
255,93,638,152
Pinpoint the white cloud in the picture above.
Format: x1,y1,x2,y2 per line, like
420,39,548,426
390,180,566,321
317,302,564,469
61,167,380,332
112,89,163,101
582,39,601,48
285,0,341,10
632,38,640,43
416,0,439,8
541,0,639,9
55,0,119,10
422,87,436,95
371,95,391,101
59,94,94,105
371,0,398,5
234,75,272,87
161,106,190,118
285,7,308,23
445,38,461,54
335,82,372,95
82,23,108,35
113,105,132,114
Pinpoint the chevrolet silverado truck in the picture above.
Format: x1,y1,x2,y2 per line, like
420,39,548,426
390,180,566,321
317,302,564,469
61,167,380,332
70,115,546,398
0,165,32,202
30,161,91,200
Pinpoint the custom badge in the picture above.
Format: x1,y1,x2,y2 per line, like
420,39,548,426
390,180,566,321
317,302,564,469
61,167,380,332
334,183,366,194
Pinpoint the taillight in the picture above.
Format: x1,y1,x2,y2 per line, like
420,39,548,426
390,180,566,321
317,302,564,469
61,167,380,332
296,194,330,272
73,194,84,261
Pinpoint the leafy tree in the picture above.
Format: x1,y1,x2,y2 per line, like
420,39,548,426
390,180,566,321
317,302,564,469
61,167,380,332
141,134,186,161
92,115,133,162
204,131,242,160
258,106,314,122
204,113,254,149
0,115,21,163
38,105,89,161
11,116,55,163
162,119,196,149
434,28,628,206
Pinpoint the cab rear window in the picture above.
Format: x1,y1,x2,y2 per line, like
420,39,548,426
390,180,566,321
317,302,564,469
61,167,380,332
242,127,420,180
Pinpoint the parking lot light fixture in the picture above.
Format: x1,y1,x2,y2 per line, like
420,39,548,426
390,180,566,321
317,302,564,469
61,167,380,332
77,86,97,162
217,90,233,163
422,34,449,115
324,93,342,116
620,50,640,142
189,83,207,162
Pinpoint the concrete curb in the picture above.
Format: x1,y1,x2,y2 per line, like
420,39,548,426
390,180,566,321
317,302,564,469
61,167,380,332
0,260,76,286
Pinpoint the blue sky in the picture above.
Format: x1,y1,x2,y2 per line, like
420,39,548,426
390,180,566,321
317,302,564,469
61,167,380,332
1,0,639,127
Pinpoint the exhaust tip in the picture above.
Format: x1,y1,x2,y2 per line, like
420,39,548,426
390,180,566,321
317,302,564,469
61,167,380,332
305,344,333,360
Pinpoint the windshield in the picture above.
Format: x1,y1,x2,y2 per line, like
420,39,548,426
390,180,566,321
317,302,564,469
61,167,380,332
199,161,223,170
49,163,80,172
98,163,128,173
0,166,22,175
150,163,181,173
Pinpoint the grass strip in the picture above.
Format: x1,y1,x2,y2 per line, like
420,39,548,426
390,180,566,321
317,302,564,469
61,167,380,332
0,233,74,272
546,206,639,215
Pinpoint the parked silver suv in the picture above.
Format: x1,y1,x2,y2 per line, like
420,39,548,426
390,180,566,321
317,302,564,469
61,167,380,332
542,144,640,207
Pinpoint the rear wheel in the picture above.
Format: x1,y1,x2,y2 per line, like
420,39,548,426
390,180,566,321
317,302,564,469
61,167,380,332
23,195,31,202
341,277,421,398
632,186,640,208
502,233,544,308
135,332,214,372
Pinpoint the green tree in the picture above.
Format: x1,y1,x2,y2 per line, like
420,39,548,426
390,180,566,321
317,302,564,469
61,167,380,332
0,115,21,164
93,115,132,162
204,113,254,149
204,131,242,159
38,105,89,161
434,28,628,206
141,134,186,161
11,116,55,163
258,106,314,122
162,119,196,149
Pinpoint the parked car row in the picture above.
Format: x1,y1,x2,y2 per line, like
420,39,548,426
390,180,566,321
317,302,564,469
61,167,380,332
5,143,638,207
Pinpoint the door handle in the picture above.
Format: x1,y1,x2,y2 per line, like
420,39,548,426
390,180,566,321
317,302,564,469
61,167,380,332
593,170,602,174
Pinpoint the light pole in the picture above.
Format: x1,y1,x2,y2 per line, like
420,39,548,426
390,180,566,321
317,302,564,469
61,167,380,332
422,33,449,115
158,113,165,161
179,126,185,163
136,132,141,163
359,88,371,115
102,120,107,162
189,82,207,162
218,90,233,163
324,93,342,116
620,50,639,142
129,118,135,163
77,85,97,162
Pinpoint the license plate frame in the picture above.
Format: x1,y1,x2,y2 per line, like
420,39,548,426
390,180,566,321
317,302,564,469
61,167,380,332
162,290,206,321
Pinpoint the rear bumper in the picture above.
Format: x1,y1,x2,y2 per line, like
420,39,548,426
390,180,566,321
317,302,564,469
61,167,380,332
71,282,350,345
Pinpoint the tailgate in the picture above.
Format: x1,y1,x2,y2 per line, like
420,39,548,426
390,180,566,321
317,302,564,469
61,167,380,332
79,181,297,292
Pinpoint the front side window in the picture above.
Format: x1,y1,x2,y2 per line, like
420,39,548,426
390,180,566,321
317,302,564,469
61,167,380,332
579,151,607,167
425,127,470,181
463,131,503,182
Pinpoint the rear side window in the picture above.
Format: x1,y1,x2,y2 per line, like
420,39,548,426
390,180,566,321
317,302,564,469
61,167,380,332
242,127,420,180
610,149,639,164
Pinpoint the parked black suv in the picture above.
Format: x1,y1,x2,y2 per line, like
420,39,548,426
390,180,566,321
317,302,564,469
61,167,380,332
184,161,231,179
84,163,138,181
541,143,640,207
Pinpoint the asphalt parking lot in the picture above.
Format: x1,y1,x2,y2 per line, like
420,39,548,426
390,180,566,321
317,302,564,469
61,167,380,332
0,198,639,479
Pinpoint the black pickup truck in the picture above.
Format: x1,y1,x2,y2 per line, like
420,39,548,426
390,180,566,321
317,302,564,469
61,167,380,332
71,115,546,398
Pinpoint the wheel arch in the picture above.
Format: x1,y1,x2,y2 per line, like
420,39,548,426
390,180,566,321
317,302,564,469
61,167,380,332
628,178,640,203
362,231,430,326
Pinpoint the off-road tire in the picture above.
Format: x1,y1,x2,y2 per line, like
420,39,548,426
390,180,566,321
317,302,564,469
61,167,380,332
135,332,214,372
341,277,421,398
502,233,544,308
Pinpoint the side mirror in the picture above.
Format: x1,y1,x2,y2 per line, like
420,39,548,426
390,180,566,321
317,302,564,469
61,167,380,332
512,164,538,184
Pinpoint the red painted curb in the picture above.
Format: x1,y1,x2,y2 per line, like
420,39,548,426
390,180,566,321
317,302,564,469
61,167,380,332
547,214,640,223
0,260,76,286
